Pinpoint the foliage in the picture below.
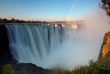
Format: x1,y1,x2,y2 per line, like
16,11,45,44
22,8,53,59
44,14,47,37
50,59,110,74
0,18,47,23
1,64,14,74
100,0,110,16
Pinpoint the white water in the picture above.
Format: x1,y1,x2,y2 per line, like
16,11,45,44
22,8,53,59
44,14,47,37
5,23,67,69
5,10,110,70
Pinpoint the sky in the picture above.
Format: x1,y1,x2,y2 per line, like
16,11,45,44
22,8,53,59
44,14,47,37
0,0,101,21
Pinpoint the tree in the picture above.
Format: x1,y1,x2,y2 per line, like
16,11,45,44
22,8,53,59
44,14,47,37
0,18,47,23
1,18,8,23
101,0,110,16
1,64,14,74
11,18,16,23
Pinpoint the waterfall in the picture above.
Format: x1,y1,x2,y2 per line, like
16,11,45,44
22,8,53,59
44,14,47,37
5,23,66,68
5,21,110,70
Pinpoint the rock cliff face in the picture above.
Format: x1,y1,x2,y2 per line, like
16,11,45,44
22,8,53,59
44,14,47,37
0,25,17,69
98,32,110,59
0,24,49,74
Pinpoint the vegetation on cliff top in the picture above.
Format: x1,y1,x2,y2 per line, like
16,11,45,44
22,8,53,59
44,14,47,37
0,18,47,23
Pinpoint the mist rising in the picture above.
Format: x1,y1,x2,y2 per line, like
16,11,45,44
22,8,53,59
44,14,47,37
37,9,110,70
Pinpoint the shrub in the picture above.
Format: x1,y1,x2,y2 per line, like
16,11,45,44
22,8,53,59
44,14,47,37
1,64,14,74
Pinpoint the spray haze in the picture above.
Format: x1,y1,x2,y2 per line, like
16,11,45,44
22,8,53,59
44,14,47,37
39,9,110,70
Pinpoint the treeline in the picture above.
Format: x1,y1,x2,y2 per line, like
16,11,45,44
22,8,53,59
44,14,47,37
0,18,47,23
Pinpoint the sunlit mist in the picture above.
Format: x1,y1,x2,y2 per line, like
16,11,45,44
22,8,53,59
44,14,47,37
71,24,77,29
62,24,65,27
54,24,58,27
46,24,50,26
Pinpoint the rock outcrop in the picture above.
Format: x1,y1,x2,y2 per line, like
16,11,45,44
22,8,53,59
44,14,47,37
13,63,49,74
98,32,110,59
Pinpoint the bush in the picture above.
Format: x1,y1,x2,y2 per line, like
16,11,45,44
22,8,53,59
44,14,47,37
1,64,14,74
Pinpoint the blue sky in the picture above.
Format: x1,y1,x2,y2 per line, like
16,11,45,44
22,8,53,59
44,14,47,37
0,0,101,21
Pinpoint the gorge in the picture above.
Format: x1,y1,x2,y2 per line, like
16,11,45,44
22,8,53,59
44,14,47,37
0,11,110,73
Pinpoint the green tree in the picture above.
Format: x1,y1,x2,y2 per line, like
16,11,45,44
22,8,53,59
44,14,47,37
101,0,110,16
1,64,14,74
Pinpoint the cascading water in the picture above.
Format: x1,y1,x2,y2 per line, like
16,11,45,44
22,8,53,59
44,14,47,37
5,23,67,69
